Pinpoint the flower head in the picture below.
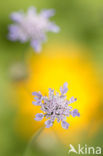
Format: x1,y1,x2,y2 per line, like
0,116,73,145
32,82,80,129
8,6,60,52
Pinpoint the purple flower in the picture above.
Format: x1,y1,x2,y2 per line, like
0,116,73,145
8,7,60,53
32,82,80,129
35,113,44,121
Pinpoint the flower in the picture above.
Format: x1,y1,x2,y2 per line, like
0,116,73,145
32,82,80,129
8,7,60,52
15,44,101,143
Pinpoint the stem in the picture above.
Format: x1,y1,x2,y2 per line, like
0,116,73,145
25,47,35,64
23,126,45,156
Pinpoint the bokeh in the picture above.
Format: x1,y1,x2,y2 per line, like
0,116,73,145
0,0,103,156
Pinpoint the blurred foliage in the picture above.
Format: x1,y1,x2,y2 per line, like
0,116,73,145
0,0,103,156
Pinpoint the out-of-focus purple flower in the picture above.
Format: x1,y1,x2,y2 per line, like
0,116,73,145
8,6,60,53
71,109,80,117
35,113,44,121
32,82,80,129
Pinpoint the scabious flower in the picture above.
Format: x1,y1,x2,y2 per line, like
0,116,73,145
32,82,80,129
8,7,60,52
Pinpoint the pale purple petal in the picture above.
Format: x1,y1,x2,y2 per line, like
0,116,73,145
28,6,36,15
67,106,72,110
10,12,23,22
8,25,27,42
48,23,60,33
45,119,53,128
31,40,41,53
61,121,69,129
41,9,55,18
35,113,44,121
60,82,68,94
69,97,77,104
8,25,28,42
32,101,41,106
8,25,19,33
32,92,42,98
19,34,28,43
64,109,70,116
63,82,68,89
71,109,80,117
34,97,39,100
8,25,19,41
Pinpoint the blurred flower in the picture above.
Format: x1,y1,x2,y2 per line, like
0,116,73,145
32,82,80,129
8,7,60,52
9,62,29,82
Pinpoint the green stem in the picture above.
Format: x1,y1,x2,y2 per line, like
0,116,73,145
23,126,45,156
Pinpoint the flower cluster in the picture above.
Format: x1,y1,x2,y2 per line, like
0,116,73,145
8,6,60,52
32,82,80,129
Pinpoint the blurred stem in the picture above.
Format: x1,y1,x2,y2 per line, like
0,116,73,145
25,47,35,64
23,125,45,156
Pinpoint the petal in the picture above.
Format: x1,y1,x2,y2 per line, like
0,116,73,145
45,120,53,128
40,34,47,42
64,109,70,116
63,82,68,89
8,25,19,41
69,97,77,104
61,121,69,129
8,25,28,42
34,113,44,121
31,40,42,53
60,82,68,94
48,23,60,33
41,9,55,18
28,6,36,15
8,25,19,33
19,33,28,43
32,101,41,106
67,106,72,110
34,97,39,100
10,12,23,22
49,88,54,97
32,91,42,98
71,109,80,117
